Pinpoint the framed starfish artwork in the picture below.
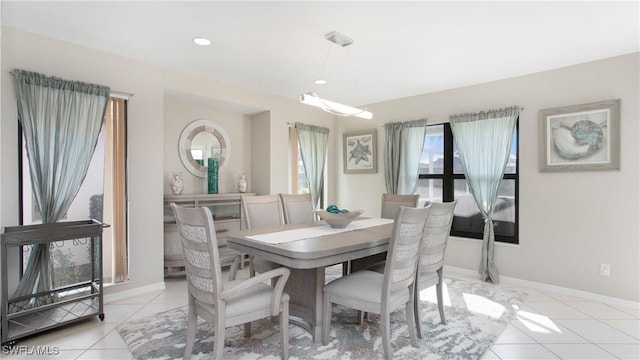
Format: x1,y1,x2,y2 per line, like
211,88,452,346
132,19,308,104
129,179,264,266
539,99,620,172
343,129,377,174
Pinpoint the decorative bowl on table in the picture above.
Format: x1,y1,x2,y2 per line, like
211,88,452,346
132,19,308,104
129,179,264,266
313,207,364,229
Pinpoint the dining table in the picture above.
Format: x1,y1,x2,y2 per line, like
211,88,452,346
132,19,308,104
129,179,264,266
226,217,394,343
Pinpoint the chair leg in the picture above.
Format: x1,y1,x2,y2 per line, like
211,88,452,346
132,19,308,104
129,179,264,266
249,255,256,277
357,311,372,325
270,278,279,324
342,260,351,275
436,282,446,324
381,310,392,360
322,294,332,345
184,302,197,360
243,322,251,338
406,291,418,347
280,299,289,360
414,287,423,339
436,272,447,325
213,317,226,360
228,256,240,281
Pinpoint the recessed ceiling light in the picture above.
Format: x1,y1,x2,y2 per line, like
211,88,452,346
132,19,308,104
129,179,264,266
314,79,327,85
193,37,212,46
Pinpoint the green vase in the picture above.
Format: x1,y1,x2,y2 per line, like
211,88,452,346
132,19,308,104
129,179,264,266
207,157,218,194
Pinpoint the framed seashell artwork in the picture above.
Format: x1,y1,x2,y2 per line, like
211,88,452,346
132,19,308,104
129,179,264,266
343,129,377,174
539,99,620,172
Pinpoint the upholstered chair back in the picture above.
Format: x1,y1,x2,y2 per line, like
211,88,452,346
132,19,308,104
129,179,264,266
420,200,457,274
279,193,314,224
381,193,420,219
383,205,431,292
171,204,223,304
242,194,284,229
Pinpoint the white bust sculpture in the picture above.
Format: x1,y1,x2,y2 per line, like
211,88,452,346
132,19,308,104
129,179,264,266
171,172,184,195
238,173,247,193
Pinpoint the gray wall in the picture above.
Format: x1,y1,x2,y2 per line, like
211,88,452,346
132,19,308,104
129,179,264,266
163,93,254,195
337,53,639,302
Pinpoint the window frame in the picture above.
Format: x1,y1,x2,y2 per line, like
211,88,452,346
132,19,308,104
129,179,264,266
418,122,519,244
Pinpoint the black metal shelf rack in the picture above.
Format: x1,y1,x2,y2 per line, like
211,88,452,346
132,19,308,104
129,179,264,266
1,220,105,345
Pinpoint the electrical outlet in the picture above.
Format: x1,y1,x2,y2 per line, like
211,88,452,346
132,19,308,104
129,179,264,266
600,264,611,277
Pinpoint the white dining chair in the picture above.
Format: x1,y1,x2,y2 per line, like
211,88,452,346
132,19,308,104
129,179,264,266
367,200,457,337
322,205,431,359
413,200,456,337
241,194,285,276
171,203,291,360
349,192,421,281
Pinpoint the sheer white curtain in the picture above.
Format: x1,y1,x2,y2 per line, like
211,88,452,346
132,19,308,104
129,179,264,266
295,122,329,209
449,106,519,283
12,69,109,309
384,119,427,194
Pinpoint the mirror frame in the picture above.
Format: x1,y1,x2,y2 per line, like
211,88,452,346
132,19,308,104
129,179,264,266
178,119,231,178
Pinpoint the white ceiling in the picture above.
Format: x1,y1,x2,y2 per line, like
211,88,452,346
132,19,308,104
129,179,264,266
2,1,639,106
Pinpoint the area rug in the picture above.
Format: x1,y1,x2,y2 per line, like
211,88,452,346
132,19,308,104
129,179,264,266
117,274,526,360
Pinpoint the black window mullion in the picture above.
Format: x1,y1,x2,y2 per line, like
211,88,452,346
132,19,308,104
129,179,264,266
442,124,455,202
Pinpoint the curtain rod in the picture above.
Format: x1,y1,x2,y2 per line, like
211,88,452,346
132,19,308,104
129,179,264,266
8,71,134,98
380,107,525,127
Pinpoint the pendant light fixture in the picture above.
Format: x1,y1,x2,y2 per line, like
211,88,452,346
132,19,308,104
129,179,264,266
300,92,372,119
300,31,373,120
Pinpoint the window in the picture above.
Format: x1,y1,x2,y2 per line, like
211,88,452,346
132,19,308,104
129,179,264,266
416,123,519,244
289,127,324,204
289,127,310,194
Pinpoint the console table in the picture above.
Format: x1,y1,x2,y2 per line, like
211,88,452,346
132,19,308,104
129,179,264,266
163,193,254,277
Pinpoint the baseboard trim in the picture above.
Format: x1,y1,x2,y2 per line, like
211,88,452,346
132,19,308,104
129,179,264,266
445,265,639,310
103,281,166,304
101,269,639,310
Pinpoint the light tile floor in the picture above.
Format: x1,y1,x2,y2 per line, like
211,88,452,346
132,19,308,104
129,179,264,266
2,271,638,360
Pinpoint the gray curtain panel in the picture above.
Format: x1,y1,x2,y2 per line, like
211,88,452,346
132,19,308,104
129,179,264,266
384,119,427,195
295,122,329,209
449,106,519,284
11,69,110,309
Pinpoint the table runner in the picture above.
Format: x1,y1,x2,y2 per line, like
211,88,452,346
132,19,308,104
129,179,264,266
246,218,394,244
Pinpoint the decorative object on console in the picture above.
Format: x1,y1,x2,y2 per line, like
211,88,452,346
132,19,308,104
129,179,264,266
539,99,620,172
177,119,231,178
170,172,184,195
313,208,363,228
207,157,218,194
237,173,247,193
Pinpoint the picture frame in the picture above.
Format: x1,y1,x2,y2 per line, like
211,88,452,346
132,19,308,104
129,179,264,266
343,129,377,174
539,99,620,172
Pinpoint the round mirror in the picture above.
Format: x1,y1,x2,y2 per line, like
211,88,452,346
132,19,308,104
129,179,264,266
178,119,231,178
